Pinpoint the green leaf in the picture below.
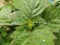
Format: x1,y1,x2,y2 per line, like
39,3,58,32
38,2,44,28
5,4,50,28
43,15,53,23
11,11,28,25
10,25,56,45
32,15,47,24
0,5,14,25
43,5,60,32
55,31,60,45
13,0,49,17
11,0,50,25
0,26,11,45
0,5,27,25
0,26,7,37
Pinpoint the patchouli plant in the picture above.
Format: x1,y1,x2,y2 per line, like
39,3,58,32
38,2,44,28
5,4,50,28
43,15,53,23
0,0,60,45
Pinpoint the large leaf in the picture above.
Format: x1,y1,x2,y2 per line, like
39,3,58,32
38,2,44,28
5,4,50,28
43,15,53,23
0,4,27,25
43,5,60,32
10,25,56,45
0,5,15,25
13,0,49,18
